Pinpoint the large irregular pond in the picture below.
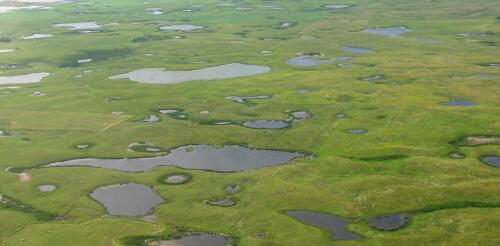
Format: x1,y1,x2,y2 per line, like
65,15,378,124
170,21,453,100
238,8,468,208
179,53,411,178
285,211,361,241
155,233,233,246
361,27,412,36
90,183,163,216
0,72,50,84
44,145,303,172
53,22,101,30
109,63,271,84
0,5,52,15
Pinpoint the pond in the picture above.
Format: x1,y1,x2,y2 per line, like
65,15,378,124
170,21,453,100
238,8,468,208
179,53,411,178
360,74,384,81
37,185,56,193
474,74,498,78
341,47,372,53
369,213,410,230
156,233,233,246
53,22,101,30
225,95,270,103
44,144,303,172
159,109,179,114
290,111,311,120
204,197,238,207
285,211,361,240
0,72,49,84
448,152,465,159
225,185,241,194
361,27,412,36
22,34,53,40
110,63,271,84
243,120,289,129
77,59,93,64
162,173,191,184
347,129,367,134
440,98,475,106
144,115,160,122
480,155,499,168
324,4,353,9
159,25,203,32
286,55,351,67
90,183,163,216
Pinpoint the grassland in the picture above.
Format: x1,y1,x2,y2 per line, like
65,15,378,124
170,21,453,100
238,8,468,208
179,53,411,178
0,0,499,245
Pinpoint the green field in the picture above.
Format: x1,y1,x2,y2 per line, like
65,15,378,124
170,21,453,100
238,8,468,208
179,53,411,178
0,0,499,245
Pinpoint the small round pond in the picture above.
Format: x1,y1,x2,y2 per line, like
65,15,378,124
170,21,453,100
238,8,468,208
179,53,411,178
369,213,411,231
243,120,289,129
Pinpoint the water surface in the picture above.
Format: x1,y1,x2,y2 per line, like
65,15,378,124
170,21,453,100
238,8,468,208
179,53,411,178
290,111,311,120
0,72,49,84
225,95,270,103
225,185,241,194
324,4,353,9
369,213,410,230
110,63,271,84
361,27,412,36
243,120,289,129
144,115,160,122
360,74,384,81
44,145,303,172
285,211,361,240
440,98,475,106
90,183,163,216
341,47,372,53
157,233,233,246
37,185,56,192
347,129,367,134
286,56,351,67
22,34,53,40
159,109,179,114
163,174,190,184
159,25,203,31
54,22,101,30
474,74,499,78
480,156,500,168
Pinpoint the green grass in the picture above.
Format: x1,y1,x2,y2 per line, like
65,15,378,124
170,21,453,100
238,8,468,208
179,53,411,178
0,0,499,245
